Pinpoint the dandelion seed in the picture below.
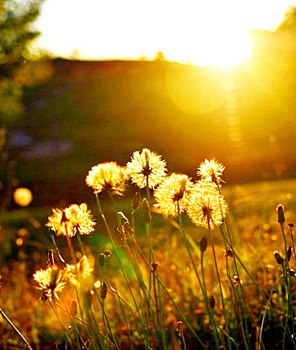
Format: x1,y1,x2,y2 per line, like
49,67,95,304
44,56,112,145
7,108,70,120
187,180,228,230
197,159,225,185
126,148,167,189
154,173,193,217
33,265,66,300
46,203,95,237
86,161,127,196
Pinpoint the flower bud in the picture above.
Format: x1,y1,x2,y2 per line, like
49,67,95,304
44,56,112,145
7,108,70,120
274,251,284,265
132,191,141,210
99,253,105,267
101,282,107,299
287,246,292,262
199,237,208,253
277,204,285,225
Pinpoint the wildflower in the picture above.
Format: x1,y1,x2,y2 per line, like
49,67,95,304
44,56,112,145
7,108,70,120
66,255,94,286
187,180,228,230
86,161,127,196
126,148,167,189
154,173,193,217
33,265,66,300
197,159,225,185
46,203,95,237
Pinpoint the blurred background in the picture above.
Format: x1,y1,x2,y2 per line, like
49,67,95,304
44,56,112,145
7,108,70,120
1,0,296,208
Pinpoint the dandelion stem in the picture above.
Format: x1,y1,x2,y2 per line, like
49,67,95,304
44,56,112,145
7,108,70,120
178,213,223,348
207,218,232,350
94,193,148,347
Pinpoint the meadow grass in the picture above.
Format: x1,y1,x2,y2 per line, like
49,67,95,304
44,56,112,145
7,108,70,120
1,152,296,349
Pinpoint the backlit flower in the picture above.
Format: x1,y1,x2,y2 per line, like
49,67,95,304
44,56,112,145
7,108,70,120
66,255,94,286
126,148,167,189
86,162,127,196
197,159,225,185
187,180,228,230
154,173,193,217
46,203,95,237
33,265,66,299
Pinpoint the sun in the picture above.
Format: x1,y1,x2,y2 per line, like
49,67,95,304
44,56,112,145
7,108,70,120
160,1,254,69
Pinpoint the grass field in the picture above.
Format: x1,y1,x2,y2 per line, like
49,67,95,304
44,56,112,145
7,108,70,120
1,173,296,350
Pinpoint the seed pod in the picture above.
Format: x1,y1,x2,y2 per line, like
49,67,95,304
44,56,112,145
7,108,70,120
199,237,208,253
274,251,284,265
277,204,285,225
132,191,141,210
101,282,107,299
209,295,215,309
288,223,295,229
142,198,151,223
288,268,296,277
287,246,292,262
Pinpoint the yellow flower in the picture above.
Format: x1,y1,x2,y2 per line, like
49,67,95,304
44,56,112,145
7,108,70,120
187,180,228,230
33,265,66,299
154,173,193,217
197,159,225,185
126,148,167,189
86,161,126,196
66,255,94,286
46,203,95,237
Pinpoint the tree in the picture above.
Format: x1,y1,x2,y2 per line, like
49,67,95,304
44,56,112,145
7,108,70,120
0,0,42,127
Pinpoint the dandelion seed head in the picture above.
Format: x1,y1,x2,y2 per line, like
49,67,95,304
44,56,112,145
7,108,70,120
126,148,167,189
66,255,94,286
187,180,228,229
65,203,96,236
33,265,66,299
154,173,193,217
46,204,95,237
197,159,225,184
86,161,127,196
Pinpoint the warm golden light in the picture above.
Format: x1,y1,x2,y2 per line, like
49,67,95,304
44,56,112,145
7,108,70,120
13,187,33,207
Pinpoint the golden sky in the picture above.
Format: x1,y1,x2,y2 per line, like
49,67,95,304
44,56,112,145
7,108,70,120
33,0,296,66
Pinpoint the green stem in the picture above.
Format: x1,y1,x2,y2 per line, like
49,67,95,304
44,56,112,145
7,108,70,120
94,193,148,347
207,220,232,350
0,308,34,350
